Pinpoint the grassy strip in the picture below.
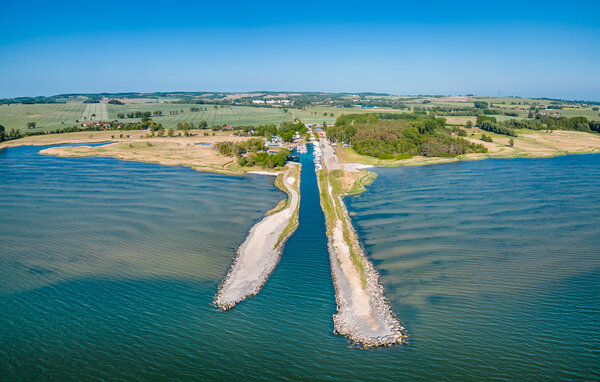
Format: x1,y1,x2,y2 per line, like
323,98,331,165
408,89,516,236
273,165,301,249
266,173,290,215
317,169,336,236
317,168,367,287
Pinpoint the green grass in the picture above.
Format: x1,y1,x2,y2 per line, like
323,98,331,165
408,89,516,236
273,165,301,249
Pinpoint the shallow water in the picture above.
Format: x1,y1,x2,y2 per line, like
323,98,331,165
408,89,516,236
1,146,599,380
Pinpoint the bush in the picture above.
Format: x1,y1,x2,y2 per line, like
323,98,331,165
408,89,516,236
481,134,493,142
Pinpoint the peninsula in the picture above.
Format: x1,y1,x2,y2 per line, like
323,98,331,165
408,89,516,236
215,163,301,309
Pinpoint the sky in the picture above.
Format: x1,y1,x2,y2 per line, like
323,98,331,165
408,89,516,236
1,0,599,100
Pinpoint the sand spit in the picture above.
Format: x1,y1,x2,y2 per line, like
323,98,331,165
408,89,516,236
328,200,406,347
317,135,405,347
215,164,300,310
325,188,406,347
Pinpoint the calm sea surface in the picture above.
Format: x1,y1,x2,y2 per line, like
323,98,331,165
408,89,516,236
1,145,599,380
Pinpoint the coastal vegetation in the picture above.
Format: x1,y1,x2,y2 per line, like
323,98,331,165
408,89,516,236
272,165,301,249
26,131,270,175
327,112,488,158
228,122,307,142
215,138,291,169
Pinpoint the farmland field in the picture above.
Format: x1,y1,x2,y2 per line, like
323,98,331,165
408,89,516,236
554,108,600,120
82,103,108,120
106,104,293,128
0,103,87,132
290,107,408,124
0,104,294,132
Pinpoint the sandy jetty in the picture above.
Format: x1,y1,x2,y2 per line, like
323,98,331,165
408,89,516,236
215,164,300,309
317,135,405,347
328,203,405,347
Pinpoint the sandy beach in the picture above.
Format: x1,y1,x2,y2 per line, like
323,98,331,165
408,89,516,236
215,164,301,309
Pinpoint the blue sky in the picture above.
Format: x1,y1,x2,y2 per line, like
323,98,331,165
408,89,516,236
1,0,599,100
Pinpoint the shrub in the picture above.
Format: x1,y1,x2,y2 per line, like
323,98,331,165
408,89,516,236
481,134,493,142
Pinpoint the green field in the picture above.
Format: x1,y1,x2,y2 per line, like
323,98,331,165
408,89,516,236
0,103,294,132
106,104,293,128
0,103,88,132
290,107,408,124
1,97,597,134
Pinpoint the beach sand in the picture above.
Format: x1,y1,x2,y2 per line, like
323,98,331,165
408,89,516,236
215,164,301,309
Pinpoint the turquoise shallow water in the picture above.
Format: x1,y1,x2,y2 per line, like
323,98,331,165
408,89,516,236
1,146,599,380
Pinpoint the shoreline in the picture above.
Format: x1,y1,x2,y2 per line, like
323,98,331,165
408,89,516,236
333,129,600,169
315,133,406,347
317,169,406,347
214,163,301,310
37,142,282,176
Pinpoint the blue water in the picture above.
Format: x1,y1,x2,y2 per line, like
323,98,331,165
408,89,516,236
1,146,599,380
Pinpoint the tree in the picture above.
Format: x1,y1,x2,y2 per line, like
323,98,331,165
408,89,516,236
474,101,488,109
476,114,497,126
168,128,174,137
158,128,165,137
509,138,514,147
27,122,36,129
0,125,5,141
466,121,473,129
199,120,208,129
481,134,493,142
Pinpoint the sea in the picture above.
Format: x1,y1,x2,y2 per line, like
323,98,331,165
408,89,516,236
1,144,598,380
